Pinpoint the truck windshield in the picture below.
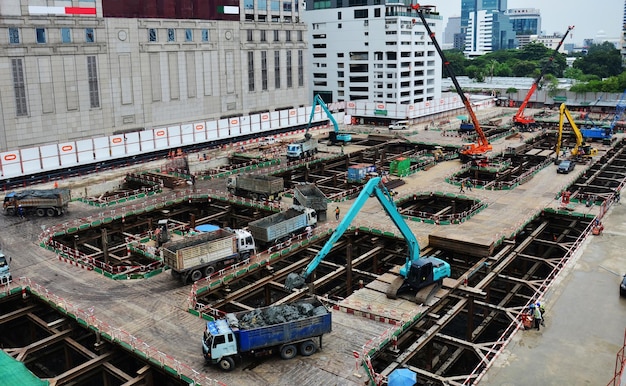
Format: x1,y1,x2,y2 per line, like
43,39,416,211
0,258,6,267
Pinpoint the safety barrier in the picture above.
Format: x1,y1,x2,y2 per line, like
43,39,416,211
6,278,225,386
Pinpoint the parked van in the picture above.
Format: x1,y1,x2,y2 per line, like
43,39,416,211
389,120,410,130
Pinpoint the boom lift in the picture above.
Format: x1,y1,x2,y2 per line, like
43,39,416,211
284,177,451,304
308,94,351,145
514,26,574,130
555,103,598,162
412,4,492,160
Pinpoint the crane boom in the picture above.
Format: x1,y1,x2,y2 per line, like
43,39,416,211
514,26,574,129
284,177,419,290
307,94,351,144
412,4,491,159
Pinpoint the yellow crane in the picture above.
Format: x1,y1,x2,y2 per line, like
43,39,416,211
555,103,598,161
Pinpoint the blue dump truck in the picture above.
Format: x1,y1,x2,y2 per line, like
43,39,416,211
202,297,332,371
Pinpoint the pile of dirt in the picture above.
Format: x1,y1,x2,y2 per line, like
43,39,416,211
228,301,327,330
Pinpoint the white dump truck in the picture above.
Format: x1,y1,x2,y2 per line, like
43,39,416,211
226,174,284,201
248,206,317,246
286,138,318,160
162,228,256,283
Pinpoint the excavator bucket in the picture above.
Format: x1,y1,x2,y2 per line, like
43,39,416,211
285,273,306,291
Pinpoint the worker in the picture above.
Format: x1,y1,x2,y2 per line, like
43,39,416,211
533,304,542,331
459,182,465,193
536,302,546,326
305,225,312,239
335,206,340,221
17,205,24,219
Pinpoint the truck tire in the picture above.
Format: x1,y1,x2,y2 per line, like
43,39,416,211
6,208,15,216
280,344,297,360
299,340,317,356
36,208,45,217
46,208,56,217
251,193,258,201
259,194,267,201
240,252,250,261
204,266,215,277
218,357,235,372
191,270,203,282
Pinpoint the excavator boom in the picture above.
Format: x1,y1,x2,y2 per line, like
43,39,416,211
285,177,419,291
307,94,350,143
412,4,491,158
557,103,598,159
514,26,574,128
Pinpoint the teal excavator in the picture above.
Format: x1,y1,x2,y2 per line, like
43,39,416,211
285,177,451,303
308,94,351,145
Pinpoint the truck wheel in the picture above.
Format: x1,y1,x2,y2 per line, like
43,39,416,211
46,208,56,217
204,266,215,277
259,194,267,201
36,208,45,217
240,252,250,261
280,344,297,360
218,357,235,372
251,193,258,201
191,270,203,282
6,208,14,216
299,340,317,356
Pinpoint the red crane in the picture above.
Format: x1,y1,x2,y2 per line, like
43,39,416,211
513,26,574,130
412,4,492,160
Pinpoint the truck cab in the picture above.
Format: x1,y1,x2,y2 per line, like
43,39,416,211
233,228,256,259
0,252,11,284
203,319,238,370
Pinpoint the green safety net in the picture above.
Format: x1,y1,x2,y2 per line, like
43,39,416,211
0,350,49,386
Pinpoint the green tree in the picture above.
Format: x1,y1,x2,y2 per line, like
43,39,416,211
517,42,550,61
512,61,536,77
442,49,467,77
543,74,560,97
573,42,623,79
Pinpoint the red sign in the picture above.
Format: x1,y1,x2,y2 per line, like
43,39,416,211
112,137,122,144
3,154,16,161
195,125,204,131
156,130,166,137
61,145,73,152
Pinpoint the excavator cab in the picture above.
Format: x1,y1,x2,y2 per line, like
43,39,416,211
388,257,451,303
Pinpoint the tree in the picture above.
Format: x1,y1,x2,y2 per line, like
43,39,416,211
517,42,550,61
512,61,537,77
573,42,623,79
543,74,561,97
442,49,467,77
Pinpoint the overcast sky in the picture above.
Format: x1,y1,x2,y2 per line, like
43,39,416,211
424,0,623,45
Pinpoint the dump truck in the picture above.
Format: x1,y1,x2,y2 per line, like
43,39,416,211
286,138,318,160
3,189,71,217
248,206,317,246
293,184,328,221
202,297,332,371
226,174,284,201
0,252,11,285
162,228,256,283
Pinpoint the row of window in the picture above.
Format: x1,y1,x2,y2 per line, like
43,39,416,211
246,29,303,42
9,27,95,44
11,56,100,117
247,50,304,92
148,28,210,43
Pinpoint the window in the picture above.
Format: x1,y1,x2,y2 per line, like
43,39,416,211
247,29,253,42
285,30,291,41
338,11,342,20
274,30,279,42
148,28,157,42
168,28,175,42
298,30,303,42
85,28,94,43
286,51,292,87
375,8,381,17
274,51,280,89
260,30,266,42
297,50,303,87
87,56,100,108
261,51,268,91
248,51,255,92
36,28,46,44
61,28,71,43
338,24,342,29
202,29,209,42
11,58,28,116
185,29,193,42
354,9,368,19
9,27,20,44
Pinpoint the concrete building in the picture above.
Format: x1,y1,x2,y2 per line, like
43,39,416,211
0,0,308,152
443,15,460,49
530,33,571,54
464,9,517,58
505,7,540,49
301,1,443,109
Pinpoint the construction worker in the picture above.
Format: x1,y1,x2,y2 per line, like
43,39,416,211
335,206,340,221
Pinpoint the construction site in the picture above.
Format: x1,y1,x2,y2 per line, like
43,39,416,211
0,99,625,385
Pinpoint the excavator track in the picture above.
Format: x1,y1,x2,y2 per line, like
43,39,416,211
386,276,405,299
414,282,441,305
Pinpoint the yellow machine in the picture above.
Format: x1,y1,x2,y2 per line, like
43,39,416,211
556,103,598,160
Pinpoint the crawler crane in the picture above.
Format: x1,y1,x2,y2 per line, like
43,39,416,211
412,4,492,161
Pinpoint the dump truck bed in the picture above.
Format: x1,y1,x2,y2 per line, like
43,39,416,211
247,208,308,243
162,229,236,271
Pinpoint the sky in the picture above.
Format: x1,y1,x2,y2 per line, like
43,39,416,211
423,0,624,46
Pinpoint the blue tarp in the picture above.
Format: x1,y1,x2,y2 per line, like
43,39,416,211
388,368,417,386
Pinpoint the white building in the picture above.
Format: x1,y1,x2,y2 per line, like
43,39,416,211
302,2,443,112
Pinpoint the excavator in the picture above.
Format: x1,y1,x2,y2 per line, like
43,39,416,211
412,4,492,161
284,177,451,304
308,94,351,145
555,103,598,162
513,26,574,131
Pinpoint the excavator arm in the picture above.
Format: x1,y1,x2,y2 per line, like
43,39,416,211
284,177,419,290
514,26,574,128
307,94,350,143
557,103,597,159
412,4,491,158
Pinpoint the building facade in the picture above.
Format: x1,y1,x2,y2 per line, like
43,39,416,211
464,9,517,57
302,1,443,109
0,0,308,151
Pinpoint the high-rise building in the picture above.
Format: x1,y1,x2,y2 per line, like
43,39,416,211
302,1,443,108
0,0,308,152
505,8,541,49
461,0,516,56
622,0,626,63
444,16,461,48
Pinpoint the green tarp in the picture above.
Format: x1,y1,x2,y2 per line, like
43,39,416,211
0,350,49,386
